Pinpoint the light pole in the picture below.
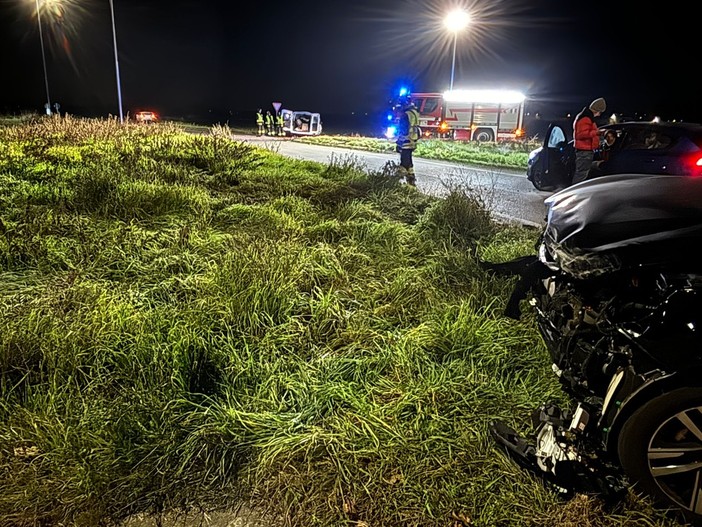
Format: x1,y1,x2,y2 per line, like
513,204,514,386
34,0,52,114
108,0,124,123
444,9,470,92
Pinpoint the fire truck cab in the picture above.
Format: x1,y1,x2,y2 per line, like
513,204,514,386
388,89,526,142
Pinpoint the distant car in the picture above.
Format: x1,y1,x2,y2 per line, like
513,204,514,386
134,111,158,123
527,121,702,191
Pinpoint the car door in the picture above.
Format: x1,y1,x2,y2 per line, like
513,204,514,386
310,114,321,135
539,123,574,187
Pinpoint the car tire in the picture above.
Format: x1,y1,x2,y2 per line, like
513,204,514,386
474,128,494,142
617,387,702,526
531,167,554,192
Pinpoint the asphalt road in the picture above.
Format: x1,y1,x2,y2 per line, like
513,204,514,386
233,134,551,228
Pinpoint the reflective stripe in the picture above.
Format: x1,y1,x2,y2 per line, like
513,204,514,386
398,108,421,148
408,109,420,141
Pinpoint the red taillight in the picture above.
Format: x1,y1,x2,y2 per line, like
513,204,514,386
689,155,702,177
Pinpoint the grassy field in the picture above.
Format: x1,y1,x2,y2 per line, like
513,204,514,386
0,115,682,527
294,135,537,171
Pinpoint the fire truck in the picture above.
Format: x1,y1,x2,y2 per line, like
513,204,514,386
387,89,526,142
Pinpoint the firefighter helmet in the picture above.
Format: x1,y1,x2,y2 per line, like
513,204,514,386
400,94,414,109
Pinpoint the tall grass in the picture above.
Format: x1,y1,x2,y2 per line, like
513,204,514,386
0,116,681,526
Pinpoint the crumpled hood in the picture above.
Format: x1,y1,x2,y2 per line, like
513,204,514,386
541,174,702,277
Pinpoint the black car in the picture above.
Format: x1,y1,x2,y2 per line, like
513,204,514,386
489,174,702,525
526,121,702,191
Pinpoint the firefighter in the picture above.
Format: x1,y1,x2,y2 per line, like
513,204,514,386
256,109,265,135
277,112,285,136
395,95,421,186
265,111,274,136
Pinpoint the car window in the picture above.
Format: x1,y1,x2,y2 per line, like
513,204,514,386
547,126,566,148
644,130,672,150
423,98,439,113
619,128,673,150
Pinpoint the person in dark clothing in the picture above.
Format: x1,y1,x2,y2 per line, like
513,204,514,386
395,96,421,186
645,131,664,149
602,129,617,150
591,129,617,176
572,97,606,184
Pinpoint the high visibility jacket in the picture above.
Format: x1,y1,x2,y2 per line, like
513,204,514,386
397,107,421,150
265,113,273,126
277,115,284,127
256,112,264,124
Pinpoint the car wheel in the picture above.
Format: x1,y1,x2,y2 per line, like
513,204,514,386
618,387,702,525
531,167,553,191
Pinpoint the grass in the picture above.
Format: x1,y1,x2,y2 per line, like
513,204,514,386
293,135,539,171
0,115,684,527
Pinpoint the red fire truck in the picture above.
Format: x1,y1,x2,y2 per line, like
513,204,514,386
387,89,526,142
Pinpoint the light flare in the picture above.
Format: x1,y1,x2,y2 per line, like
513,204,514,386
353,0,572,93
30,0,89,72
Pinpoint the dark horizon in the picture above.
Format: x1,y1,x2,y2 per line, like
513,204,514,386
2,0,700,125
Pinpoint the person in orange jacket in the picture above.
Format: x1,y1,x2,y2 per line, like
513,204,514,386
572,97,606,184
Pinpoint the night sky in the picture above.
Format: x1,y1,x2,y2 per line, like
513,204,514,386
0,0,699,127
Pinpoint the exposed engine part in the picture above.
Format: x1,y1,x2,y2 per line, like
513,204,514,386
484,175,702,525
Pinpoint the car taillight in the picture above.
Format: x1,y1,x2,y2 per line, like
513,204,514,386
689,154,702,176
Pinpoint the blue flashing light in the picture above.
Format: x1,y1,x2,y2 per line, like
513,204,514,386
387,113,393,121
398,87,408,97
385,125,397,139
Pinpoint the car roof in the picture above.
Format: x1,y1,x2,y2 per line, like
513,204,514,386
601,121,702,139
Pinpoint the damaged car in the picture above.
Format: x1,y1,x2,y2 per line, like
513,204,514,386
486,174,702,525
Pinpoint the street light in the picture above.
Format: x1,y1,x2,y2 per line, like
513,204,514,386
444,9,470,92
34,0,52,114
108,0,124,123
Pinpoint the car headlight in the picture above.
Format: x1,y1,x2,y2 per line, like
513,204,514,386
528,147,541,162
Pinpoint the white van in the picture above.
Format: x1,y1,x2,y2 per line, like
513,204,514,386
281,110,322,136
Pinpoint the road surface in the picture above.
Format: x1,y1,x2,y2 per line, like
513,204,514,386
232,134,551,228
